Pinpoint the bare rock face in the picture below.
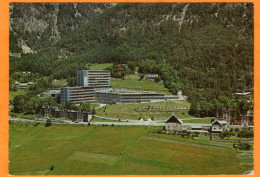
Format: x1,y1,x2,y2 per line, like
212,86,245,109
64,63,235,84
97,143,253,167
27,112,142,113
9,3,113,53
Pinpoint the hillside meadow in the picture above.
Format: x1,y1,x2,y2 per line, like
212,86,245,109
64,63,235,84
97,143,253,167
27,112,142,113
9,122,252,175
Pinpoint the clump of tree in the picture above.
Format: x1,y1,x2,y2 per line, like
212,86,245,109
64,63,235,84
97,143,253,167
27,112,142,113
45,119,52,127
219,128,253,139
234,142,252,150
237,128,254,138
12,95,58,115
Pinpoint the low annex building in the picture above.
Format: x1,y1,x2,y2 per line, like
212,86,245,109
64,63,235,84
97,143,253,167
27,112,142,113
40,106,92,122
95,90,166,104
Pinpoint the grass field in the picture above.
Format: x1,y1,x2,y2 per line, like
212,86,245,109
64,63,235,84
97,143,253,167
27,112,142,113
9,89,28,101
89,63,113,70
52,79,67,87
111,74,171,94
182,118,214,124
90,117,122,123
96,100,193,120
9,122,253,175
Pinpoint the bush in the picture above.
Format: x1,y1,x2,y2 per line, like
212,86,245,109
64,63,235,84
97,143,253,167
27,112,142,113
34,122,40,127
181,130,190,138
50,165,54,170
237,128,254,138
45,119,52,127
219,130,231,139
237,142,251,150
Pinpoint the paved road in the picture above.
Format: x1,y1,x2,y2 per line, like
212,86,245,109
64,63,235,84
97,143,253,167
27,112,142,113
95,104,107,110
9,117,165,127
183,123,211,127
94,115,138,122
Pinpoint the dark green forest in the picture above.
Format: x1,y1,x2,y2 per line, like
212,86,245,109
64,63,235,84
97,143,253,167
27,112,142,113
9,3,254,117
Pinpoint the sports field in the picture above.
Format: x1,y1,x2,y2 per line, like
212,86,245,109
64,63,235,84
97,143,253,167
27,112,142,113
96,100,193,120
9,122,252,175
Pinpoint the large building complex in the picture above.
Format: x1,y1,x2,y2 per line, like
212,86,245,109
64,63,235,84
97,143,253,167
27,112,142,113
77,70,110,88
60,86,95,104
61,70,186,104
95,91,166,104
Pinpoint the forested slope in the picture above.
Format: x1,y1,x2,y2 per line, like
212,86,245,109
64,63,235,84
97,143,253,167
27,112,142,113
9,3,254,116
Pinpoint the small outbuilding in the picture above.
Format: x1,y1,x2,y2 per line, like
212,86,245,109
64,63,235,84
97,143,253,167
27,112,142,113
165,114,183,133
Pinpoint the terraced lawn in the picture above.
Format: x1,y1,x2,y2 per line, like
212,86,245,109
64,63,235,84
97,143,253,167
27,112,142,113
9,122,253,175
96,100,193,120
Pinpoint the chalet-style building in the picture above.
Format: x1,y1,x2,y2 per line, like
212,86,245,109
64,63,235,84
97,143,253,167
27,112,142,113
165,114,183,133
117,64,126,72
146,73,159,80
211,120,228,134
234,92,253,102
14,81,33,89
216,110,254,129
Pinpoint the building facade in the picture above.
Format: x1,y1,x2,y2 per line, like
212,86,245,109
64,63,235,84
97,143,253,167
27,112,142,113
77,70,110,87
60,86,95,104
95,91,166,104
40,106,92,122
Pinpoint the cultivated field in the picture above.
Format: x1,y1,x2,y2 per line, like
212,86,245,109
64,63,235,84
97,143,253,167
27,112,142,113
9,122,252,175
96,100,193,120
111,74,171,94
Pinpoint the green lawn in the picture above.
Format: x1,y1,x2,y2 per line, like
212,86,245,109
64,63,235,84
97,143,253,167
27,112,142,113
9,122,252,175
111,74,171,94
90,117,122,123
9,112,36,119
52,79,67,87
89,63,113,70
96,100,193,120
182,117,214,124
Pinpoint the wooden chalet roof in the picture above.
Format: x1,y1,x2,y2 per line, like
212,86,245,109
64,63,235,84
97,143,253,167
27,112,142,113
165,114,183,124
212,120,228,126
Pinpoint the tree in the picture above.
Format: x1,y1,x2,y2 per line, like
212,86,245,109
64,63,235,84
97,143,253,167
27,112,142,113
45,119,52,127
79,103,90,112
154,77,161,83
13,95,26,113
92,108,96,115
120,72,126,80
139,74,144,81
127,61,136,71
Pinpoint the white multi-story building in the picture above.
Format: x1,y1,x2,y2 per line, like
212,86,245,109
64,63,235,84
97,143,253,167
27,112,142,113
77,70,111,88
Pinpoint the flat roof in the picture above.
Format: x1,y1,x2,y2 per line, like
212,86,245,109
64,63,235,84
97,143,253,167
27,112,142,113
96,91,165,95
